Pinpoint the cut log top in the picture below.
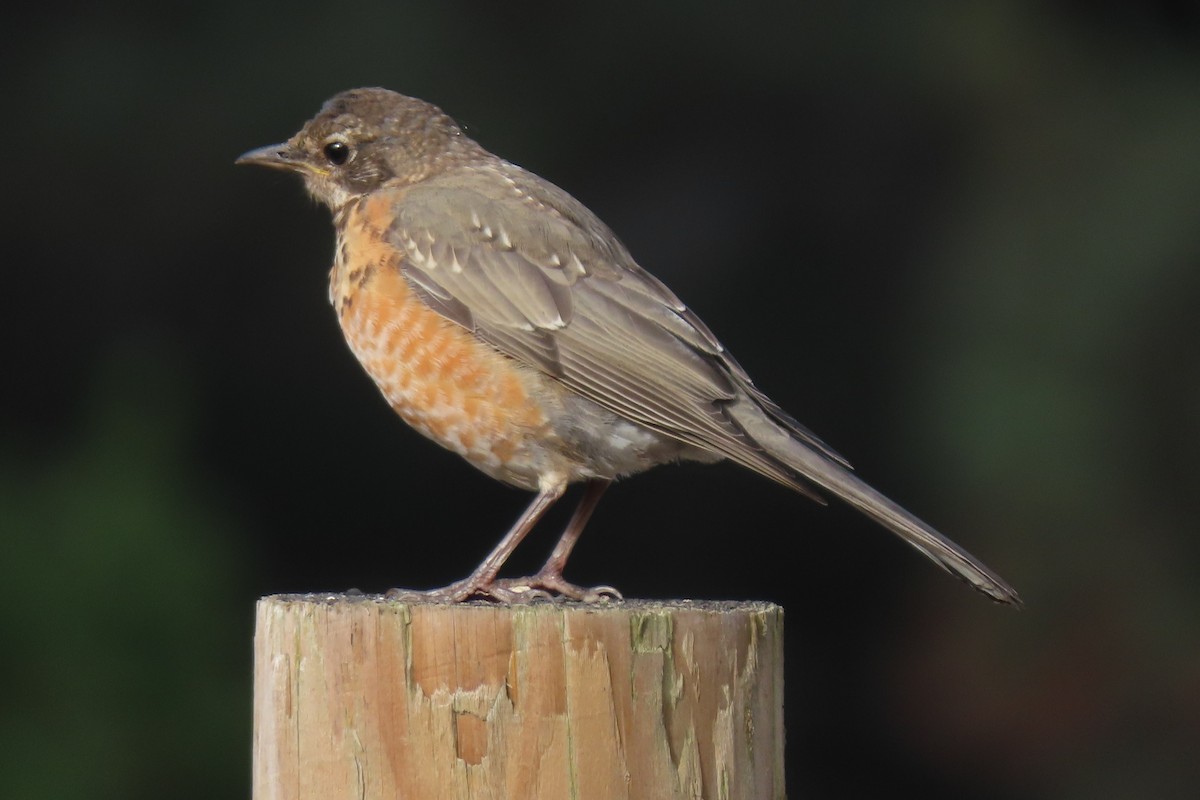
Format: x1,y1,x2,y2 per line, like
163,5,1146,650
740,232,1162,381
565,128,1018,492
254,594,785,800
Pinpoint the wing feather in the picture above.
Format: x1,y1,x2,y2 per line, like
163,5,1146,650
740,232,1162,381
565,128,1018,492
387,168,841,489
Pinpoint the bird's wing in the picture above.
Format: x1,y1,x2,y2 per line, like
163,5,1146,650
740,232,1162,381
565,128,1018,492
384,167,846,493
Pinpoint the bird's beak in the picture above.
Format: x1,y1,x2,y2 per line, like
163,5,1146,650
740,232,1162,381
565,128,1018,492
235,142,307,171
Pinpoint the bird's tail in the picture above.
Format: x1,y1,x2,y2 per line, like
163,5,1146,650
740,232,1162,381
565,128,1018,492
728,397,1022,607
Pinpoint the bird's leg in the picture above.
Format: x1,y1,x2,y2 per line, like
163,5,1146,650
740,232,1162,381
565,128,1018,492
492,479,622,602
387,484,565,602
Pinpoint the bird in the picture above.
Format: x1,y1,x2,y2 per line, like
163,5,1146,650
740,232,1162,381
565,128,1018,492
237,87,1020,606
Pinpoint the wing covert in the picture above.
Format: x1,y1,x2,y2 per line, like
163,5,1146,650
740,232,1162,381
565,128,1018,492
385,166,848,480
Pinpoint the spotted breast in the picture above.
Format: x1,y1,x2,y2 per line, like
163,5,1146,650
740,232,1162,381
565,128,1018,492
329,192,564,491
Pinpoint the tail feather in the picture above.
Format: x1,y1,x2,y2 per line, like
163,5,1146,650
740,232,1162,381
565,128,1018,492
729,398,1022,606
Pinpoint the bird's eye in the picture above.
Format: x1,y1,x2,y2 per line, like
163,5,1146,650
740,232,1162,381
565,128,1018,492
323,141,351,166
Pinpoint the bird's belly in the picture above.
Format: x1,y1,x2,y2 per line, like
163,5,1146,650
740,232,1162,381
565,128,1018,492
331,205,558,490
338,270,557,488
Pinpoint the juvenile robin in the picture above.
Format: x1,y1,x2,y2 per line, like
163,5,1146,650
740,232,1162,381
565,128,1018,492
237,88,1020,606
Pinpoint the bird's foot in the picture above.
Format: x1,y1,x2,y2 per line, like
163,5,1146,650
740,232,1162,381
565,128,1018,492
385,579,487,603
385,574,622,604
492,573,623,603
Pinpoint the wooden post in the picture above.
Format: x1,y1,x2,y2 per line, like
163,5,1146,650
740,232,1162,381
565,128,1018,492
253,594,785,800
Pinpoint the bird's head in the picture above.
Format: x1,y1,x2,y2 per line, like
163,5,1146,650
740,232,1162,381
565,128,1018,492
236,87,478,210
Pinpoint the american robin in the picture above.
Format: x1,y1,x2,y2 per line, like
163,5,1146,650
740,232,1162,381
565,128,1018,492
237,88,1020,606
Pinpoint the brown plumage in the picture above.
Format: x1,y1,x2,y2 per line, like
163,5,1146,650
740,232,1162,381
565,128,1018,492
237,87,1021,606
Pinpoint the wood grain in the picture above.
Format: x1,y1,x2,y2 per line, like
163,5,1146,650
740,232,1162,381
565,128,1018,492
253,594,785,799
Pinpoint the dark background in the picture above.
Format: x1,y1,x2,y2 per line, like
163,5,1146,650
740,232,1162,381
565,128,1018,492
3,1,1199,798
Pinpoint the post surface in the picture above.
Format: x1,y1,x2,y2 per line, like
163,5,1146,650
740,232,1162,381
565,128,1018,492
253,594,785,800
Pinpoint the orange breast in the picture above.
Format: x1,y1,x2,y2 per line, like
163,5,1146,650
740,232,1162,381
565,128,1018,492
331,194,554,487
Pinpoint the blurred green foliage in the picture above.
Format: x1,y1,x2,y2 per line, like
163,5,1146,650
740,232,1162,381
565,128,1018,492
0,346,249,798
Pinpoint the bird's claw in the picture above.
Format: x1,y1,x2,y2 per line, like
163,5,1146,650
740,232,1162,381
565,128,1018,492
385,583,473,603
493,575,623,603
385,575,623,604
